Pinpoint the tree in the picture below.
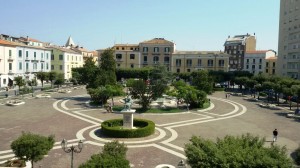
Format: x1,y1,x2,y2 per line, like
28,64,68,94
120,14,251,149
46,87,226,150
54,73,64,88
191,70,213,94
11,132,55,168
48,71,57,88
185,134,293,168
79,141,130,168
36,72,49,88
130,79,167,110
14,76,25,91
99,48,116,86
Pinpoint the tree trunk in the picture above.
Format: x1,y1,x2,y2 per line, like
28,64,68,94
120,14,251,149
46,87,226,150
31,160,33,168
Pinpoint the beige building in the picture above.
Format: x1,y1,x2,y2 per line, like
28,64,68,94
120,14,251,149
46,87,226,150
265,56,277,75
171,51,230,73
139,38,175,70
277,0,300,79
224,34,256,71
243,50,276,75
113,44,140,69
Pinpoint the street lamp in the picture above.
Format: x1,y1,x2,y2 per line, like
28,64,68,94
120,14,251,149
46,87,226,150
61,139,83,168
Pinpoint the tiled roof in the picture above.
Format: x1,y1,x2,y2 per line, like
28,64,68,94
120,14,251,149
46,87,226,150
140,38,174,44
0,39,17,46
47,45,81,54
114,44,139,47
173,51,227,55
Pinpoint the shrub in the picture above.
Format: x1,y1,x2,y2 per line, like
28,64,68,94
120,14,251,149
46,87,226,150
259,92,267,97
101,118,155,138
295,145,300,165
213,87,225,91
41,86,52,91
19,87,32,95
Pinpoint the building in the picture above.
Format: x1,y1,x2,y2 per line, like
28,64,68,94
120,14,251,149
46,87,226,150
0,40,17,88
243,50,276,75
171,51,230,73
113,44,140,69
265,56,277,75
139,38,175,70
277,0,300,79
224,34,256,71
48,46,83,80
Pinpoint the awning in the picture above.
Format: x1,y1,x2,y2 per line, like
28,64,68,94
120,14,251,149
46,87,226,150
8,76,14,80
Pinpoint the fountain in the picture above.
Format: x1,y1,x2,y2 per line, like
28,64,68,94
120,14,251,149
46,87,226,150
120,95,136,129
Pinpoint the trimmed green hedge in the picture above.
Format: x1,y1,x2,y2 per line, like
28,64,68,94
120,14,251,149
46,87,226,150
101,118,155,138
213,87,225,91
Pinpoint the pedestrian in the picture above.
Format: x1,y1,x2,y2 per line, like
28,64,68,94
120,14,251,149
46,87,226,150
225,93,228,99
273,129,278,142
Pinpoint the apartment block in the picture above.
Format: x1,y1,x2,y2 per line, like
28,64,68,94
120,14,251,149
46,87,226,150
171,51,230,73
224,34,256,71
277,0,300,79
243,50,276,75
113,44,140,69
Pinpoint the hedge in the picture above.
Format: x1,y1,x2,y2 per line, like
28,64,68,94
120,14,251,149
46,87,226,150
101,118,155,138
213,87,225,91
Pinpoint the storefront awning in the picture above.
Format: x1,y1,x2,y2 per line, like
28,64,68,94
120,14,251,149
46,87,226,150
8,76,14,80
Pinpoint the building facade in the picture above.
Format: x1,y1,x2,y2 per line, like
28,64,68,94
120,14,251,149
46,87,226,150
48,46,83,80
0,40,17,88
139,38,175,70
277,0,300,79
243,50,276,75
171,51,230,73
113,44,140,69
224,34,256,71
265,56,277,75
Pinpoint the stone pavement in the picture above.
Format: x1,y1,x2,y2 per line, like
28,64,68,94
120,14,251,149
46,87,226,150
0,89,299,168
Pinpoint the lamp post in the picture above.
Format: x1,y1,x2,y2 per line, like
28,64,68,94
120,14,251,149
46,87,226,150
61,139,83,168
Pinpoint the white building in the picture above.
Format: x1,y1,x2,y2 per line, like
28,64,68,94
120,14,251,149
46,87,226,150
0,39,17,88
243,50,276,75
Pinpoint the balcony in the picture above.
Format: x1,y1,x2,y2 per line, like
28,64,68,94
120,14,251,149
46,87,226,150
8,70,13,74
25,69,30,73
8,56,14,61
40,58,45,62
25,57,30,61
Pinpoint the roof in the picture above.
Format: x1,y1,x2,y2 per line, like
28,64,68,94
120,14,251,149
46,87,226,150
0,39,17,46
246,50,269,54
140,38,174,44
19,37,42,43
114,44,139,47
47,45,81,54
224,34,254,46
266,56,277,60
173,51,230,55
65,36,76,47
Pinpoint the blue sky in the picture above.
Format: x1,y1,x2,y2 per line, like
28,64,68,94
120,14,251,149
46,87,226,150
0,0,280,51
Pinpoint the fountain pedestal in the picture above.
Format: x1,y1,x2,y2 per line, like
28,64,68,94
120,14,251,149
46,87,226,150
121,109,136,129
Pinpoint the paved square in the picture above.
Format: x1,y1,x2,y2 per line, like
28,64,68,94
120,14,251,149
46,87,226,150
0,88,299,168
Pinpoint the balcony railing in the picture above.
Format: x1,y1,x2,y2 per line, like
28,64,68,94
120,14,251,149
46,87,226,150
8,56,13,61
25,57,30,60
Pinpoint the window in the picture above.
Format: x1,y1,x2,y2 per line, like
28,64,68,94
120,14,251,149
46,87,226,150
143,47,148,52
9,63,12,70
9,50,12,56
19,62,22,70
122,47,124,50
41,53,44,60
143,56,147,62
266,69,269,73
46,63,49,70
60,65,63,70
3,79,6,84
76,56,77,61
272,69,275,74
197,59,202,66
26,51,29,58
59,54,63,60
46,53,49,59
116,54,122,59
130,47,133,50
252,65,255,69
67,55,69,61
252,59,255,63
72,56,73,61
177,69,180,73
187,69,191,72
176,59,181,66
117,64,120,67
246,65,249,69
130,54,135,59
186,59,192,67
19,50,22,58
164,47,170,52
164,57,169,64
219,60,225,67
34,52,36,59
154,47,159,52
153,56,159,63
273,62,276,67
51,65,54,70
259,65,262,69
130,64,134,68
51,54,54,60
266,62,269,67
116,47,119,50
26,63,29,70
259,59,262,63
208,59,213,67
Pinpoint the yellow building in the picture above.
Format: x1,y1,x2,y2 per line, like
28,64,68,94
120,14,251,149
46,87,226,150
171,51,230,73
113,44,140,69
265,56,277,75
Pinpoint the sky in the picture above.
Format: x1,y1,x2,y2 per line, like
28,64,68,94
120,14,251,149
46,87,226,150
0,0,280,52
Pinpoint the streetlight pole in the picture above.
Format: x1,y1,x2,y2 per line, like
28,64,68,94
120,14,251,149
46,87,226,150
61,139,83,168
